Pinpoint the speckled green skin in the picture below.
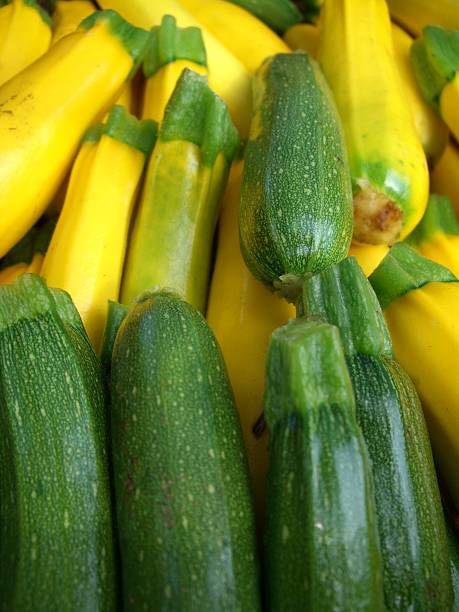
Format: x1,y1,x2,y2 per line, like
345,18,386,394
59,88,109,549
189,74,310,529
446,518,459,612
300,257,453,610
349,355,453,611
0,275,116,611
110,292,260,611
264,318,384,611
240,53,353,299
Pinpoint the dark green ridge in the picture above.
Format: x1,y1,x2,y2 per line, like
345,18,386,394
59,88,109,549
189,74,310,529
369,242,458,310
411,26,459,109
0,0,10,7
79,10,150,79
264,317,355,431
104,105,158,157
143,14,207,79
23,0,52,27
446,518,459,611
82,123,103,144
100,300,128,384
298,256,393,358
160,68,241,166
406,194,459,247
224,0,302,33
0,217,56,269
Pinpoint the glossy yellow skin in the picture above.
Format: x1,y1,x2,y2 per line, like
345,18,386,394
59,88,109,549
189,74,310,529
386,0,459,36
281,12,450,171
0,19,135,259
414,233,459,279
391,23,448,165
319,0,429,245
122,141,225,312
42,136,146,351
385,282,459,510
283,23,319,56
98,0,251,136
51,0,95,44
0,3,13,40
0,0,52,86
440,73,459,145
348,242,390,276
206,161,295,527
179,0,289,73
142,59,208,122
431,142,459,217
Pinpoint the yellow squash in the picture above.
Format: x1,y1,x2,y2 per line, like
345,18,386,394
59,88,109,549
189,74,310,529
0,10,150,259
386,0,459,36
406,194,459,277
431,142,459,217
412,26,459,145
348,242,390,277
0,2,13,41
121,69,240,311
283,22,319,56
0,0,52,86
370,243,459,511
51,0,95,44
98,0,252,136
286,21,448,165
42,107,157,351
206,161,295,527
391,23,448,165
141,15,208,122
318,0,429,245
178,0,290,73
52,2,133,119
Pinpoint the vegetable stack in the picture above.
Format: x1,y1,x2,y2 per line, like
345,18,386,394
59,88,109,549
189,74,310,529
0,0,458,609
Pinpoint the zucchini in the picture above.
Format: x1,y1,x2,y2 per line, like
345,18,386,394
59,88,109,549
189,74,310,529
0,274,116,610
369,243,459,513
446,517,459,611
121,69,240,311
240,53,353,302
110,290,260,610
299,256,453,610
264,317,384,611
224,0,303,33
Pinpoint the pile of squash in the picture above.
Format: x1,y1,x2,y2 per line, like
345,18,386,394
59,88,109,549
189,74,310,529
0,0,458,609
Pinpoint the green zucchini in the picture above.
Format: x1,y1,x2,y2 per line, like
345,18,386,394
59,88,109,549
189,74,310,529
240,53,353,302
110,290,260,610
0,274,116,611
121,68,240,311
264,317,384,611
224,0,303,33
299,256,453,610
446,517,459,611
